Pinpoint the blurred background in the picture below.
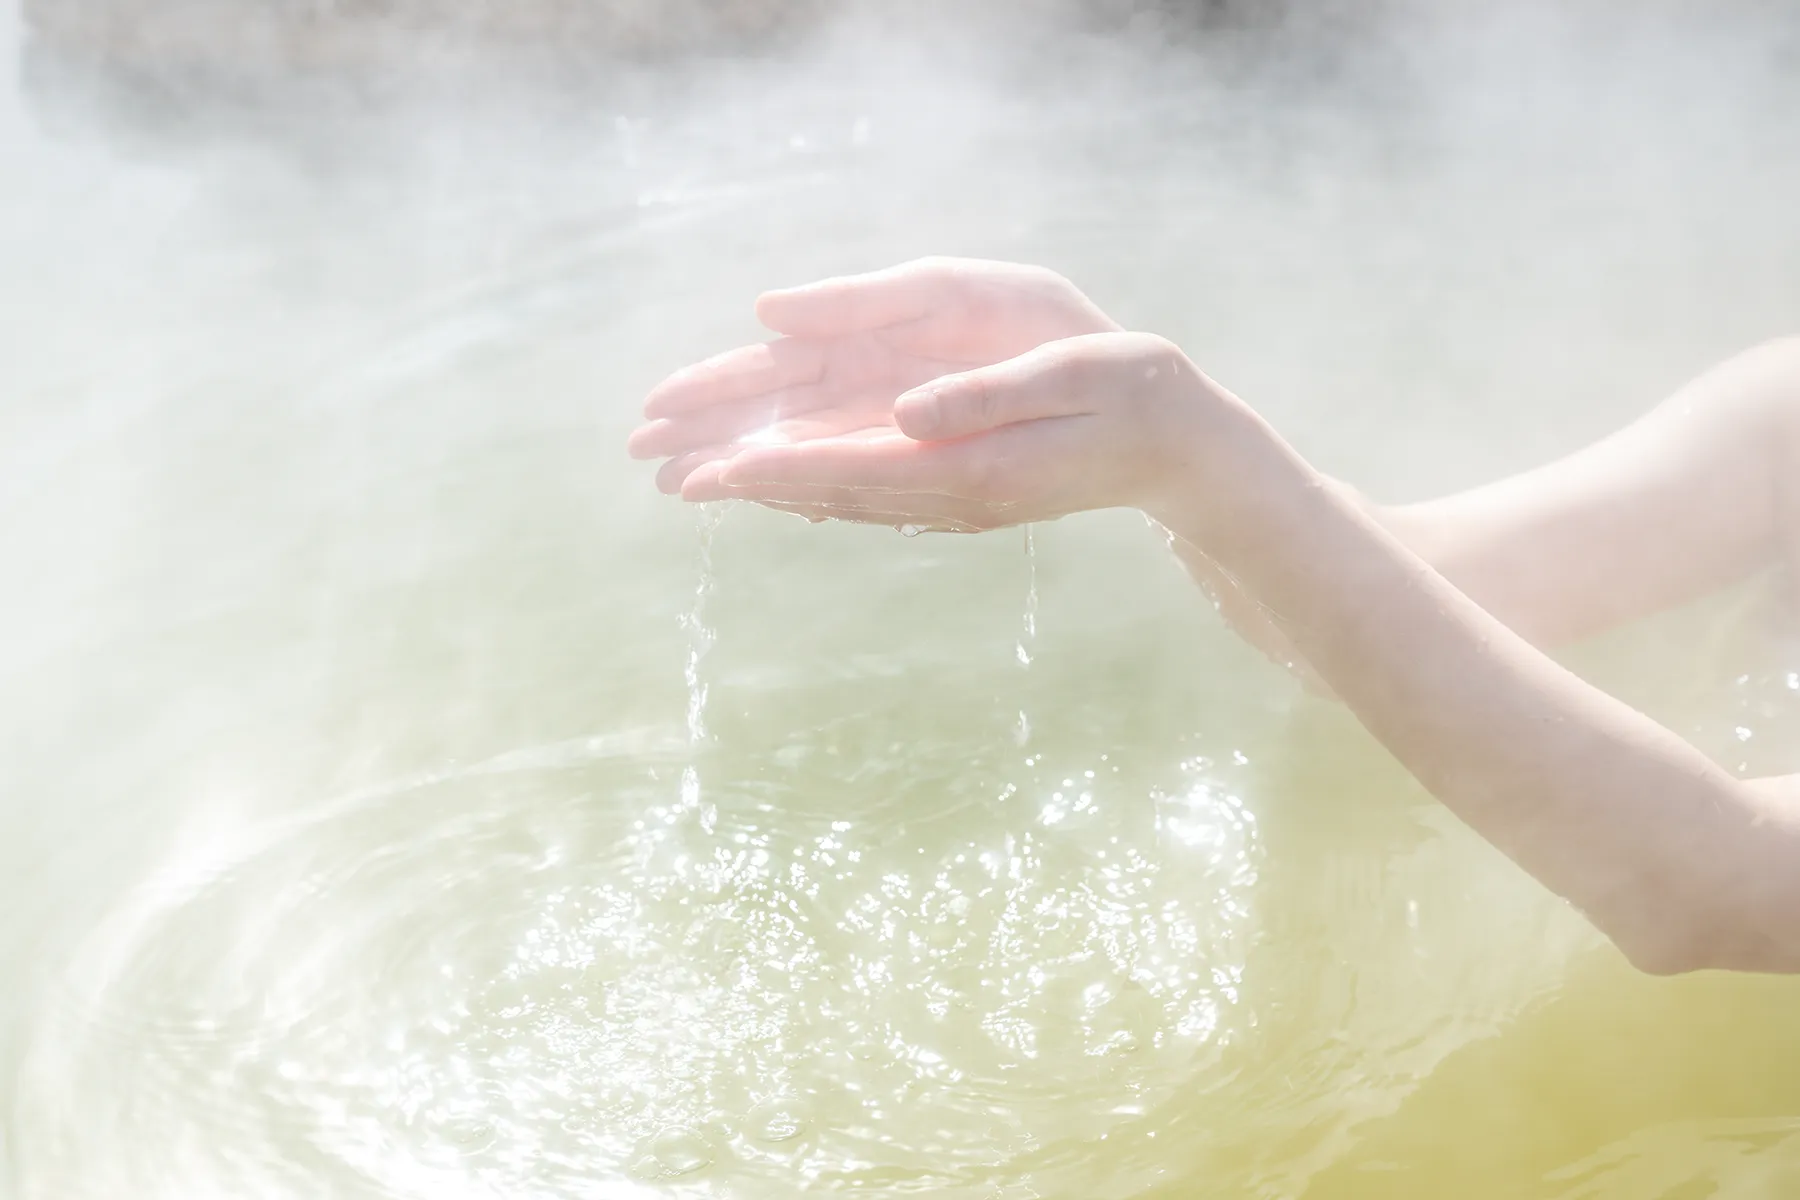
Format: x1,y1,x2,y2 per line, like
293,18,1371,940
4,0,1800,1196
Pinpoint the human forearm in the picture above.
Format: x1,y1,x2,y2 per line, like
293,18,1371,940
1151,396,1800,973
1361,339,1800,648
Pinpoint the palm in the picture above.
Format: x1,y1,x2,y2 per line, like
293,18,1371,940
629,258,1116,493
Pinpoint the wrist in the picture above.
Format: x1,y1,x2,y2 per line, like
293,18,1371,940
1139,369,1328,557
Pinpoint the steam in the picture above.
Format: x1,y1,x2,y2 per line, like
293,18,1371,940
3,0,1800,1191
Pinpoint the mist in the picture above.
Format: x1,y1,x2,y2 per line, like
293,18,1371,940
4,0,1800,1195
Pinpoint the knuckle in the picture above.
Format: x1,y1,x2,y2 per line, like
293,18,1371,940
1044,337,1103,389
1034,337,1085,378
1123,330,1179,359
964,374,1004,430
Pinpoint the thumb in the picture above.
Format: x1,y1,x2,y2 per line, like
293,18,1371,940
894,338,1106,442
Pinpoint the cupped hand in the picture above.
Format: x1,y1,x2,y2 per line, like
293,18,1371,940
677,331,1229,533
627,257,1119,495
637,298,1328,690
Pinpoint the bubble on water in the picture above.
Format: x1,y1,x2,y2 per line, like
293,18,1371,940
746,1099,808,1143
433,1115,497,1155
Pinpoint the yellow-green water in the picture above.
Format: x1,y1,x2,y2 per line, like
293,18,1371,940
4,4,1800,1196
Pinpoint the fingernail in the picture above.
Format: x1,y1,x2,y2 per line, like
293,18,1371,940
897,389,942,438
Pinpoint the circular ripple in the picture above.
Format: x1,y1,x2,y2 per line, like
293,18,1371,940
12,732,1259,1198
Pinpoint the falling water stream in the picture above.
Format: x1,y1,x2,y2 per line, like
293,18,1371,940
1014,526,1038,748
679,503,728,828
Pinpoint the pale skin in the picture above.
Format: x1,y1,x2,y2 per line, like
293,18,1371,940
629,257,1800,975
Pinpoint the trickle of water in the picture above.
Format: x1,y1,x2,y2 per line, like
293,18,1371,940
679,503,726,746
1015,524,1038,668
1013,525,1039,749
676,503,726,823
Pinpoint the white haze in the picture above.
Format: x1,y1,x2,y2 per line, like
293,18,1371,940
2,0,1800,1195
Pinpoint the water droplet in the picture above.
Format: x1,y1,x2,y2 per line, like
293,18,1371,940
429,1113,497,1156
643,1126,713,1176
898,524,924,537
1014,711,1032,746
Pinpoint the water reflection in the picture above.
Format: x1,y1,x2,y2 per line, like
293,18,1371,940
15,725,1260,1196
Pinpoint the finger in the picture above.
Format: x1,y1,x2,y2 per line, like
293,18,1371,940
678,457,732,500
692,473,1027,521
718,416,1092,498
894,336,1129,441
642,338,827,419
716,431,954,494
758,501,831,525
643,412,883,474
628,381,841,459
678,429,914,501
754,258,959,338
631,413,768,461
655,446,739,495
755,500,989,534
